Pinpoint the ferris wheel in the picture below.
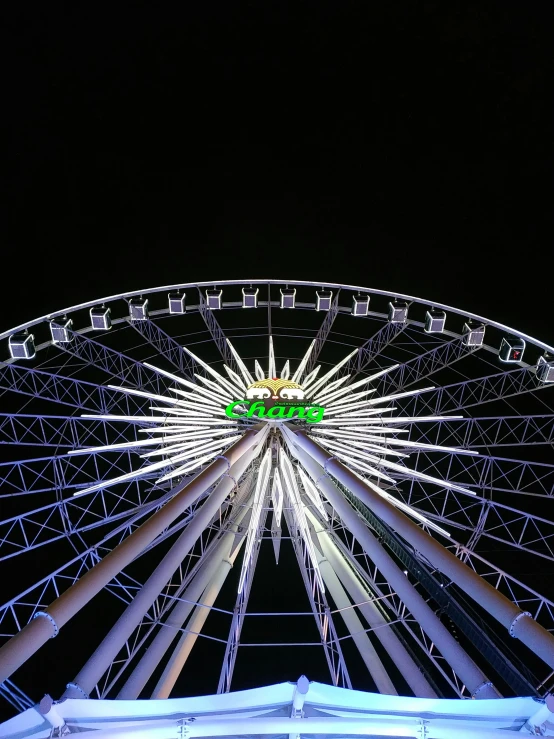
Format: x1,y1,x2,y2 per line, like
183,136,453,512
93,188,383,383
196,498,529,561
0,279,554,729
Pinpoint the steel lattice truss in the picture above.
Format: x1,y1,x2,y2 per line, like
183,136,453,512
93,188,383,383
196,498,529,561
0,278,554,726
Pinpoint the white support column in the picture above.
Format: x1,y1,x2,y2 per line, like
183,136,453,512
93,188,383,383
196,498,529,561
0,428,266,686
315,545,397,695
284,430,500,699
152,540,244,699
315,525,437,698
117,525,242,698
288,428,554,672
62,428,268,699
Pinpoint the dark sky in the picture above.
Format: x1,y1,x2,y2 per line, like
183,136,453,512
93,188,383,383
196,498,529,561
3,1,554,343
2,0,554,719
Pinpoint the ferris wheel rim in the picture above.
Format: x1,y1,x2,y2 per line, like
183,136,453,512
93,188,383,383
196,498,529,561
0,277,553,356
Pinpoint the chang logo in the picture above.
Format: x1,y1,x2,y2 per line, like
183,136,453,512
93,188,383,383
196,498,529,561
245,378,305,401
225,400,325,423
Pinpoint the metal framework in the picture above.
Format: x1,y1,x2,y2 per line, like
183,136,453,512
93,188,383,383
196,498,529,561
1,279,554,739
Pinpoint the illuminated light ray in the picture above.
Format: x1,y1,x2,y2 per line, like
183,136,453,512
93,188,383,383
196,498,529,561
165,393,227,415
68,437,170,455
223,364,247,391
363,386,436,406
329,407,397,419
312,375,352,403
73,458,173,496
291,340,315,384
314,374,375,406
254,360,265,382
323,388,377,409
280,360,290,381
163,394,226,415
140,428,237,440
362,364,401,383
153,417,237,426
142,362,203,391
81,414,182,423
144,368,234,406
147,410,237,425
107,385,181,405
304,349,359,398
327,432,480,456
371,457,478,496
329,415,465,426
148,407,216,419
320,437,409,464
226,338,255,386
238,448,272,594
168,388,222,408
324,448,397,483
319,436,409,459
139,435,242,461
194,375,234,402
298,466,327,520
182,346,244,398
300,364,321,389
271,468,284,527
310,427,409,438
140,438,217,458
156,451,223,483
140,437,229,458
347,468,451,537
280,452,325,592
324,399,386,416
268,335,276,378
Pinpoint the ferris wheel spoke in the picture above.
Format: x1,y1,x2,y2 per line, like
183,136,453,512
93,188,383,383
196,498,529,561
407,414,554,448
336,321,409,383
399,365,552,417
127,318,199,380
303,291,341,376
397,482,554,562
197,289,242,375
56,330,173,394
373,337,480,396
0,363,149,415
408,448,554,498
445,541,554,633
0,474,181,562
0,449,152,499
0,413,145,448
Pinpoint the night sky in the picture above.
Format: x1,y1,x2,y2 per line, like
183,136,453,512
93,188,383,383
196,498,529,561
2,0,554,719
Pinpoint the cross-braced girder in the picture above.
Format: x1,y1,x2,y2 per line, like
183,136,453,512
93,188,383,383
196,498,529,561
56,330,172,394
0,413,145,448
128,318,200,381
400,365,550,416
373,336,479,394
0,362,149,414
408,414,554,449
